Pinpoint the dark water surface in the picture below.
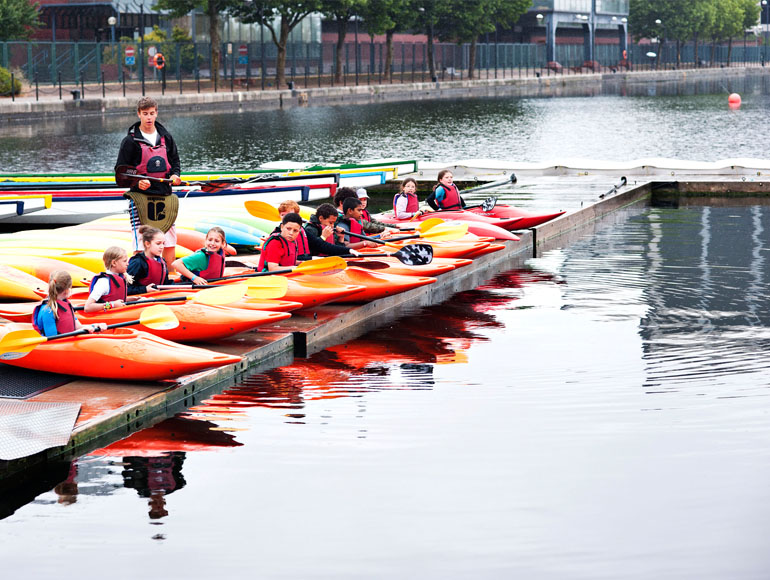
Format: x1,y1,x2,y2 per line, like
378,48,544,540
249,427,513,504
2,82,770,170
3,204,770,579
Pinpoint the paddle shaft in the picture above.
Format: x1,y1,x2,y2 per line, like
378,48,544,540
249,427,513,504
459,174,516,195
46,317,150,340
73,296,188,311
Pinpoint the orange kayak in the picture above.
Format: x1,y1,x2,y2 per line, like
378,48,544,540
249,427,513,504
77,302,291,342
463,243,507,259
0,323,242,381
285,278,366,308
292,267,436,302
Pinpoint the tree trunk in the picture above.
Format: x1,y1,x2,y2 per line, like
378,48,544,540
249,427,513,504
710,40,715,66
676,40,682,67
656,41,663,69
275,17,289,87
385,30,394,80
694,34,699,67
208,4,221,84
427,27,436,81
728,38,733,66
334,17,348,84
468,39,477,79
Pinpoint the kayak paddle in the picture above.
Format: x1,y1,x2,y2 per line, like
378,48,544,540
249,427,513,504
0,304,179,360
157,256,347,288
115,165,246,193
244,200,281,222
344,244,434,266
459,173,516,194
417,217,445,232
73,283,249,311
352,222,468,248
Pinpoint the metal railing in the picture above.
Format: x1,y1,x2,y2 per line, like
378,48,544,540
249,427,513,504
1,39,767,99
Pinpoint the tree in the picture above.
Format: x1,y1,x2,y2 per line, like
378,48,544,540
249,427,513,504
321,0,366,84
0,0,41,41
433,0,529,79
708,0,742,65
230,0,321,88
154,0,238,85
359,0,414,80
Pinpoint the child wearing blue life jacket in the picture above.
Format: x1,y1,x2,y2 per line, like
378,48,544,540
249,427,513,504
127,225,171,295
33,270,106,337
171,227,227,285
84,246,132,313
426,169,466,211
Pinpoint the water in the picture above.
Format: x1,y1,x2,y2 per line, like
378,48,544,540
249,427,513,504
4,89,770,578
2,84,770,171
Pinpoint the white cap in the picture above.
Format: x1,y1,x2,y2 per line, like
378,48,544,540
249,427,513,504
356,188,369,199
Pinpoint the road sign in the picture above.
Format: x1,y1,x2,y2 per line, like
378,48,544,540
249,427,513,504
125,56,135,66
239,44,248,57
147,45,157,57
125,46,135,57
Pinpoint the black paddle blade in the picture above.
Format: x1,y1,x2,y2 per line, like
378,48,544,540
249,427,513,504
394,244,433,266
115,164,139,187
480,196,498,212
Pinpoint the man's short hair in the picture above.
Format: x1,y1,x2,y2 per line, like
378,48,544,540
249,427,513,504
137,96,158,111
281,212,303,226
316,203,338,220
342,197,362,214
333,187,358,207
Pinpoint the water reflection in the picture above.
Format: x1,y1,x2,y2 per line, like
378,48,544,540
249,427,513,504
4,74,770,170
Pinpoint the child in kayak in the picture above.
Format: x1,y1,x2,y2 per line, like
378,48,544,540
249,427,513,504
335,197,380,251
257,213,303,272
127,225,171,295
393,177,432,220
333,187,397,236
84,246,132,313
34,270,107,337
304,203,360,257
172,226,227,285
427,169,465,211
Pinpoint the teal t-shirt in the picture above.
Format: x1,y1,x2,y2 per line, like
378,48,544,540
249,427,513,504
181,249,210,274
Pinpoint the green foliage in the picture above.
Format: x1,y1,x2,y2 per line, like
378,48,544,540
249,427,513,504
359,0,414,36
0,0,41,41
433,0,530,43
630,0,761,43
0,66,22,96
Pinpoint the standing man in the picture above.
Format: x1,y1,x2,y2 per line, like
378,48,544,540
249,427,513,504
115,96,181,269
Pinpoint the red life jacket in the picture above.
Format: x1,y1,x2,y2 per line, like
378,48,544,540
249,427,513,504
89,273,127,303
361,208,372,222
137,253,168,287
32,299,77,335
394,192,419,214
436,183,463,210
296,228,311,260
348,217,364,243
136,135,170,179
197,249,225,280
257,234,298,272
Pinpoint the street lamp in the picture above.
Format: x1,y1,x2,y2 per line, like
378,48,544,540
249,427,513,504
763,0,768,65
108,16,116,44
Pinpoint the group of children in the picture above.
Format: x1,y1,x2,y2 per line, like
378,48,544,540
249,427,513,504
35,171,463,337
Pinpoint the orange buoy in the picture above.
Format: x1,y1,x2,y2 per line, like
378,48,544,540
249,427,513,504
728,93,741,106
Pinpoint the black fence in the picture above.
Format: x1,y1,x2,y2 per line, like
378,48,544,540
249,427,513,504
1,38,767,99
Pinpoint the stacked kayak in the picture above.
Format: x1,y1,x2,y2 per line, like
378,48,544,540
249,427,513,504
0,324,242,381
380,213,520,241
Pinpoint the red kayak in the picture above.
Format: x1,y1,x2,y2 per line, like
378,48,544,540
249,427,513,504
378,213,521,239
467,206,566,229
